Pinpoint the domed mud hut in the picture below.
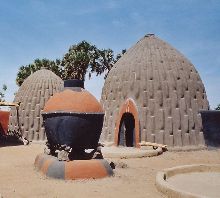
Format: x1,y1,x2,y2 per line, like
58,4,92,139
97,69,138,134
9,68,64,141
100,34,209,148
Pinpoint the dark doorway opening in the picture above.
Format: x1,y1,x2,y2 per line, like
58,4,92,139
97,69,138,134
118,113,135,147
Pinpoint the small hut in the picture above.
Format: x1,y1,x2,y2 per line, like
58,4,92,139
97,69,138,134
9,68,63,141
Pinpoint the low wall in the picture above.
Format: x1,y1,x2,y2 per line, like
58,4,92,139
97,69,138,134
156,164,220,198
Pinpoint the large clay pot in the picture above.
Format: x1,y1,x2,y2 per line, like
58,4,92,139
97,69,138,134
42,80,104,150
200,110,220,147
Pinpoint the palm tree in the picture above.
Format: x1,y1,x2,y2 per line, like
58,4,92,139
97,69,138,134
61,41,100,81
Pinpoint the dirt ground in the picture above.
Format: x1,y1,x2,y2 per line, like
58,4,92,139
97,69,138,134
0,144,220,198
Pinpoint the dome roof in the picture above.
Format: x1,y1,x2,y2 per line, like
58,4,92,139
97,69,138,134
101,34,209,148
9,68,64,141
43,88,103,113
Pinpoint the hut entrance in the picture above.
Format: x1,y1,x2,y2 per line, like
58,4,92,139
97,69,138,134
114,98,140,148
118,113,135,147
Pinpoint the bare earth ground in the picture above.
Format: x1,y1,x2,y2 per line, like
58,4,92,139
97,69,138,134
168,172,220,197
0,144,220,198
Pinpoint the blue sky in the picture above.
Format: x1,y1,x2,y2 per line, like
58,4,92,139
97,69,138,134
0,0,219,109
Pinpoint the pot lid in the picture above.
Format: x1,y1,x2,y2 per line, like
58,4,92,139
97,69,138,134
43,80,103,113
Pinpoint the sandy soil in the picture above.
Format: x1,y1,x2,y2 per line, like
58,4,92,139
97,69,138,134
168,172,220,198
0,144,220,198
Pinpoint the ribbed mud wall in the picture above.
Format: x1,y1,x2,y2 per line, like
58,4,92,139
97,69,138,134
9,69,63,141
101,34,209,147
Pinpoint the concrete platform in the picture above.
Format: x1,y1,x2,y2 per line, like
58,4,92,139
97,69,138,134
156,164,220,198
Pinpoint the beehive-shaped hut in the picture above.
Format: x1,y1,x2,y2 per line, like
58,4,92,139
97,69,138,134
100,34,209,148
9,68,63,141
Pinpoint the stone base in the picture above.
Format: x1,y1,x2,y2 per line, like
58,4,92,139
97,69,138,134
34,153,113,180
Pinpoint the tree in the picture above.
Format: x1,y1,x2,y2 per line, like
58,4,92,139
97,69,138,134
97,49,115,79
16,41,126,86
0,84,7,102
16,59,62,86
114,49,126,63
62,42,125,80
96,49,126,79
61,41,116,81
215,104,220,110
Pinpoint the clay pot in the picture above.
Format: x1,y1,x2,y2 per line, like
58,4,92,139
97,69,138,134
200,110,220,147
42,79,104,150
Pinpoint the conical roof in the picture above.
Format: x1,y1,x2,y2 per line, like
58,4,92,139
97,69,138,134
101,34,209,147
9,68,64,141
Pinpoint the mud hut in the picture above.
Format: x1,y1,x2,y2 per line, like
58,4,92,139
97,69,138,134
100,34,209,148
9,68,63,141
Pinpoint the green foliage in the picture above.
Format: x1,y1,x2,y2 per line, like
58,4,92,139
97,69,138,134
101,48,126,79
114,49,126,63
61,41,98,81
61,41,125,81
215,104,220,110
0,84,7,102
16,59,62,86
16,41,126,86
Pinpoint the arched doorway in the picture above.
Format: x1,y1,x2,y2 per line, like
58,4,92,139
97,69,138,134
118,113,135,147
114,98,140,148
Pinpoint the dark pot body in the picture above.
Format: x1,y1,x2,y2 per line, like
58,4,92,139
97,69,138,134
200,110,220,147
42,112,104,149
